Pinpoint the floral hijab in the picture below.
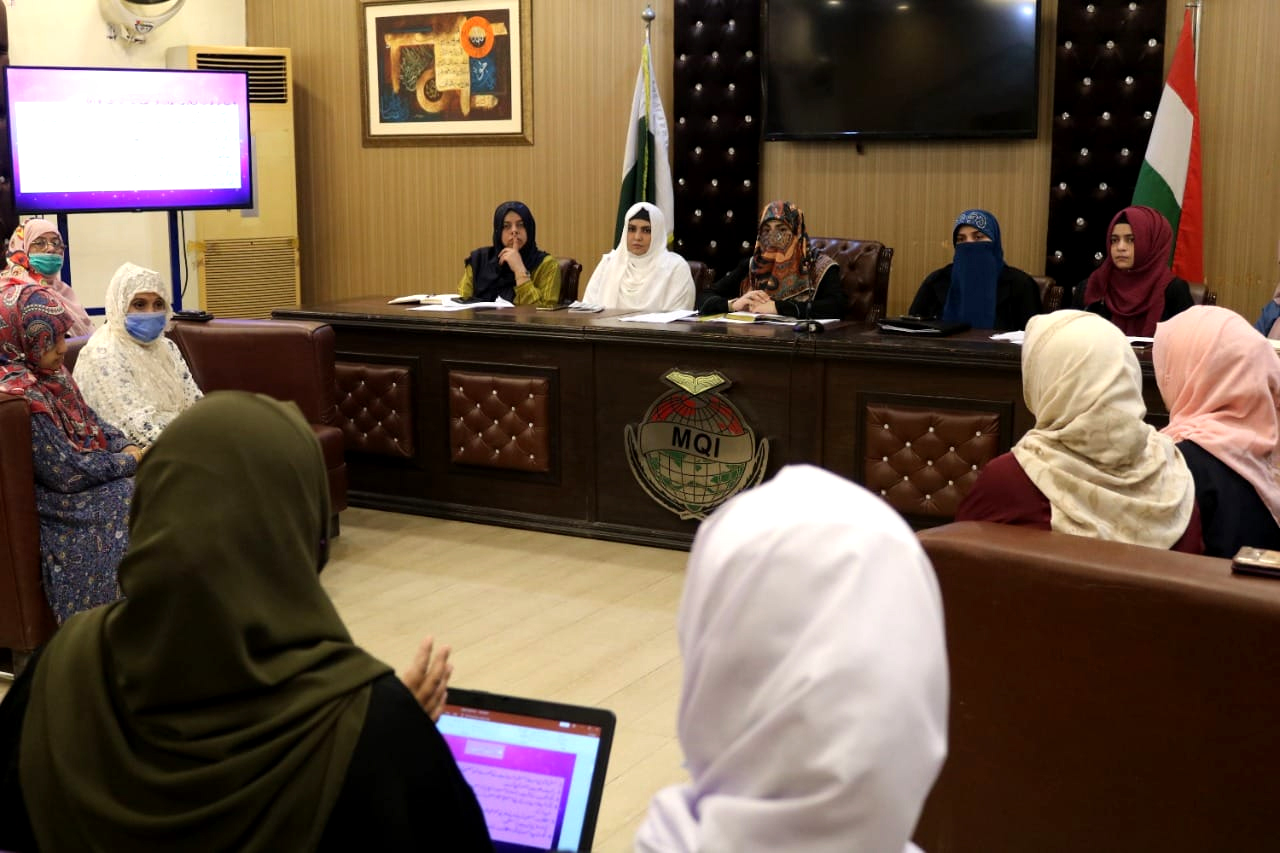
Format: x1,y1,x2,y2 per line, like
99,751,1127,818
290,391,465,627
0,284,108,450
2,218,94,336
744,201,832,303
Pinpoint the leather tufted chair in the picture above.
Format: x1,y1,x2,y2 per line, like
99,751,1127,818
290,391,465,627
1188,282,1217,305
1033,275,1063,312
914,520,1280,852
556,257,582,305
688,236,892,322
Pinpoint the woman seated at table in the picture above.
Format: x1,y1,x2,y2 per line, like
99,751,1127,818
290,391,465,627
74,262,202,448
0,392,492,852
2,218,93,337
1076,205,1194,336
581,202,694,312
458,200,560,307
908,209,1041,331
0,285,138,622
956,310,1202,552
1253,282,1280,337
696,200,845,319
1154,306,1280,557
636,465,947,853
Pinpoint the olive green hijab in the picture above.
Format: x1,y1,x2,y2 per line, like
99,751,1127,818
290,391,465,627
20,392,391,851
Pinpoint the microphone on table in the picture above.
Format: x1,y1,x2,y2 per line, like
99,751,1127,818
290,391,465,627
794,294,824,334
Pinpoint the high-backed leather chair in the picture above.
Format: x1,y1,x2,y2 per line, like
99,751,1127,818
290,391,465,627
556,257,582,305
687,237,892,322
1188,282,1217,305
912,521,1280,853
1032,275,1062,312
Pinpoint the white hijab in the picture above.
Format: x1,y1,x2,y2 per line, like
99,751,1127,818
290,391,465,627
74,262,202,447
1012,310,1194,546
582,202,694,312
636,465,949,853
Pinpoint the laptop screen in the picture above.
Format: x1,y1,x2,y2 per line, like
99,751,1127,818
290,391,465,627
437,689,615,852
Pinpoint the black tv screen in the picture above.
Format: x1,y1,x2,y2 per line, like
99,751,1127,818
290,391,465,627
763,0,1041,141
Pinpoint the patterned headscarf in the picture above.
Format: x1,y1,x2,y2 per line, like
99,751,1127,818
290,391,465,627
744,201,832,303
0,284,108,450
1083,206,1176,337
2,218,94,336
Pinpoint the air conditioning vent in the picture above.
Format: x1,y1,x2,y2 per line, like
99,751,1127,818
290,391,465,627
192,51,288,104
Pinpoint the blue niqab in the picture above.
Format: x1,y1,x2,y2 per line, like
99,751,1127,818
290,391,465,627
941,209,1003,329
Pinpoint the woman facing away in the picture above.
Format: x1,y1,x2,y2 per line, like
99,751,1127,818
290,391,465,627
907,208,1041,331
696,200,846,319
0,284,138,622
956,310,1202,552
1,219,93,337
0,391,493,852
1154,306,1280,557
458,200,560,307
581,202,695,312
636,465,948,853
1076,205,1194,337
74,262,202,448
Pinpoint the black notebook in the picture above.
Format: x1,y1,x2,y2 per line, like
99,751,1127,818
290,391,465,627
877,317,972,336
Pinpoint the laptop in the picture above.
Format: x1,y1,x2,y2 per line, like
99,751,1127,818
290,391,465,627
436,688,617,852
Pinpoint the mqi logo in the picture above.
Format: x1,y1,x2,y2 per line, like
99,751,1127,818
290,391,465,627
625,369,769,520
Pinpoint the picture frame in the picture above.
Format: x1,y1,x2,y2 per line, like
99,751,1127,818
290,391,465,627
360,0,532,146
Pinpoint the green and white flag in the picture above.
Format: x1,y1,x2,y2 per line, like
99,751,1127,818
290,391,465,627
615,33,674,245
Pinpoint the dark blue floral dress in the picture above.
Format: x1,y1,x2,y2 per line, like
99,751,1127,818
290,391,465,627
30,413,135,621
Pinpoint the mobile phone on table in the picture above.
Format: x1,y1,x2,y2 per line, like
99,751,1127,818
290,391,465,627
1231,547,1280,579
536,305,568,311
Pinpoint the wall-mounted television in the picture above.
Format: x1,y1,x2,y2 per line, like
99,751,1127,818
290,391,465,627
4,65,253,213
763,0,1041,141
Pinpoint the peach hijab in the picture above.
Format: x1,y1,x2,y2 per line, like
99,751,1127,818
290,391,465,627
1154,305,1280,525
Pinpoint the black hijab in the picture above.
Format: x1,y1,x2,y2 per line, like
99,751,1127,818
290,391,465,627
464,201,549,301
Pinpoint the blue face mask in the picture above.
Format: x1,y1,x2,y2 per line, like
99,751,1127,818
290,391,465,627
124,311,167,343
28,253,64,275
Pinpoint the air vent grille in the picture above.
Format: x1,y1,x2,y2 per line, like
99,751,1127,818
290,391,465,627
193,52,289,104
198,237,299,318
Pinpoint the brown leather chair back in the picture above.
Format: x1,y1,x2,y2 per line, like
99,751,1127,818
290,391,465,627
1032,275,1062,312
686,260,715,291
913,521,1280,853
557,257,583,305
0,393,57,662
809,236,892,322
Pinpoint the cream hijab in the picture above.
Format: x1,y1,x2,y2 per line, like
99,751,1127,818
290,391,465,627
582,202,694,312
636,465,948,853
1012,310,1195,547
1155,305,1280,525
75,262,201,445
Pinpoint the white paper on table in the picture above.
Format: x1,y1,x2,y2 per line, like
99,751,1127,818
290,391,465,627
410,296,515,312
567,300,605,313
618,309,699,323
388,293,458,305
989,331,1025,344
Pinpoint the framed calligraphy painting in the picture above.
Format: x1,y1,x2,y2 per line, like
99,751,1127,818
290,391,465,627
360,0,532,145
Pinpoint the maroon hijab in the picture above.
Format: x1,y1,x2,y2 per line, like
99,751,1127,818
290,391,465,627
1083,206,1175,336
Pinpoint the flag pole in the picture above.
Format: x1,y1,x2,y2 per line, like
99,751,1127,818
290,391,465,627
1187,0,1201,79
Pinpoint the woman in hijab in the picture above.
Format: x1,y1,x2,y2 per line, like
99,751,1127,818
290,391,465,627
0,285,138,622
581,202,694,312
957,310,1202,552
0,391,492,852
1077,205,1194,336
459,200,560,307
74,262,202,447
636,465,948,853
1,218,93,336
1154,306,1280,557
908,209,1041,331
696,200,845,319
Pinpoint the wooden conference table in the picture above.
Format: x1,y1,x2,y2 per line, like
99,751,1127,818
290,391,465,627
275,300,1169,549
